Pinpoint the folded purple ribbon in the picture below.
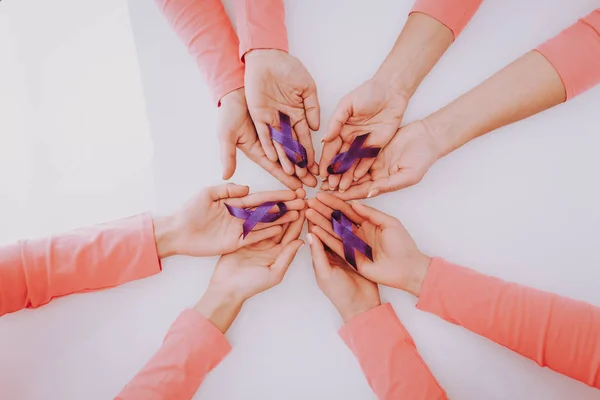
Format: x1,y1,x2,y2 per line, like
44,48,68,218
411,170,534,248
226,201,288,239
269,112,308,168
327,133,380,175
331,210,373,270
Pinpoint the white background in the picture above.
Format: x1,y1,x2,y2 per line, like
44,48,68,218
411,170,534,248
2,0,600,399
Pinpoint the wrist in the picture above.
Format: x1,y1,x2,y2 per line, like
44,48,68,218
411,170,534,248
338,298,381,324
403,254,431,297
220,87,246,106
244,48,286,63
153,215,179,259
194,286,244,333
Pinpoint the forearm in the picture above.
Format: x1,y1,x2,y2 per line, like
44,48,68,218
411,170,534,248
0,214,162,316
417,258,600,388
374,13,454,100
155,0,244,104
425,51,565,157
116,287,240,399
340,304,447,399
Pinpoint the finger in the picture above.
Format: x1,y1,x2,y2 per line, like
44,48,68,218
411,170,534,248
350,201,399,228
316,192,365,225
293,118,316,173
338,160,358,193
254,210,299,231
273,222,289,243
255,122,279,162
353,158,376,182
323,95,351,142
239,139,302,190
302,83,320,131
219,134,237,180
207,183,249,201
240,225,282,247
281,209,305,245
327,140,350,190
295,164,308,178
320,180,330,191
295,187,307,199
310,225,345,261
270,239,304,284
227,189,297,208
330,181,371,200
274,141,295,175
318,137,343,179
369,171,421,197
299,171,318,188
306,197,335,220
306,233,332,277
306,208,337,238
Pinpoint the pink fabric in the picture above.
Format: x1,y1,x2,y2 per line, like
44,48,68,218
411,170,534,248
0,213,161,317
339,303,447,399
156,0,245,105
117,309,231,400
418,257,600,388
537,9,600,100
235,0,289,60
411,0,483,37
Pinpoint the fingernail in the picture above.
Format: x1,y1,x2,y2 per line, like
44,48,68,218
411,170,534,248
339,188,345,193
306,233,314,245
320,138,325,143
353,177,359,182
367,189,379,198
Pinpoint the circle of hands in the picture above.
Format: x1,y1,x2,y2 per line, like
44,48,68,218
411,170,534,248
177,48,439,322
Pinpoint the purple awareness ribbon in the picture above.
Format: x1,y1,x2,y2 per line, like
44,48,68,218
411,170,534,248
327,133,381,175
226,201,288,239
269,112,308,168
331,210,373,270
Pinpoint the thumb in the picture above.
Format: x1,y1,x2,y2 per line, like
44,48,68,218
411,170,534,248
219,134,237,180
350,201,399,228
303,82,320,131
307,233,332,278
270,239,304,284
367,171,421,198
323,96,352,143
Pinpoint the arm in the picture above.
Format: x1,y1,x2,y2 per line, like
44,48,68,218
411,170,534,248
306,230,445,399
320,1,481,193
339,304,447,399
0,214,162,316
427,9,600,158
234,0,288,61
416,258,600,389
155,0,245,105
117,206,305,400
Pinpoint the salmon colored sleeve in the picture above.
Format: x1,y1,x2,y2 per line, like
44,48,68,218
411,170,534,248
417,257,600,388
0,213,161,317
339,304,447,400
116,309,231,400
536,10,600,101
155,0,245,105
410,0,482,37
234,0,289,61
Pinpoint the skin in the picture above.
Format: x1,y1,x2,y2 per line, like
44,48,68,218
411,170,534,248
194,210,306,332
153,184,306,258
320,13,454,193
306,193,430,297
335,51,566,200
218,88,305,190
245,49,320,186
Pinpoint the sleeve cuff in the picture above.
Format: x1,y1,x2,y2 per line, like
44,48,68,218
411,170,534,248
535,10,600,101
175,309,232,361
339,303,411,348
410,0,483,38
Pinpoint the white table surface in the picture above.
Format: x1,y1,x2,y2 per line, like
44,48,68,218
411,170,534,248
3,1,600,399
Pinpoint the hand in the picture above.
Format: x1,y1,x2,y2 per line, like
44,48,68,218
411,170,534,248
324,121,443,200
319,77,408,193
306,193,430,296
245,49,320,187
154,184,306,258
306,230,380,323
218,88,302,190
195,210,306,332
